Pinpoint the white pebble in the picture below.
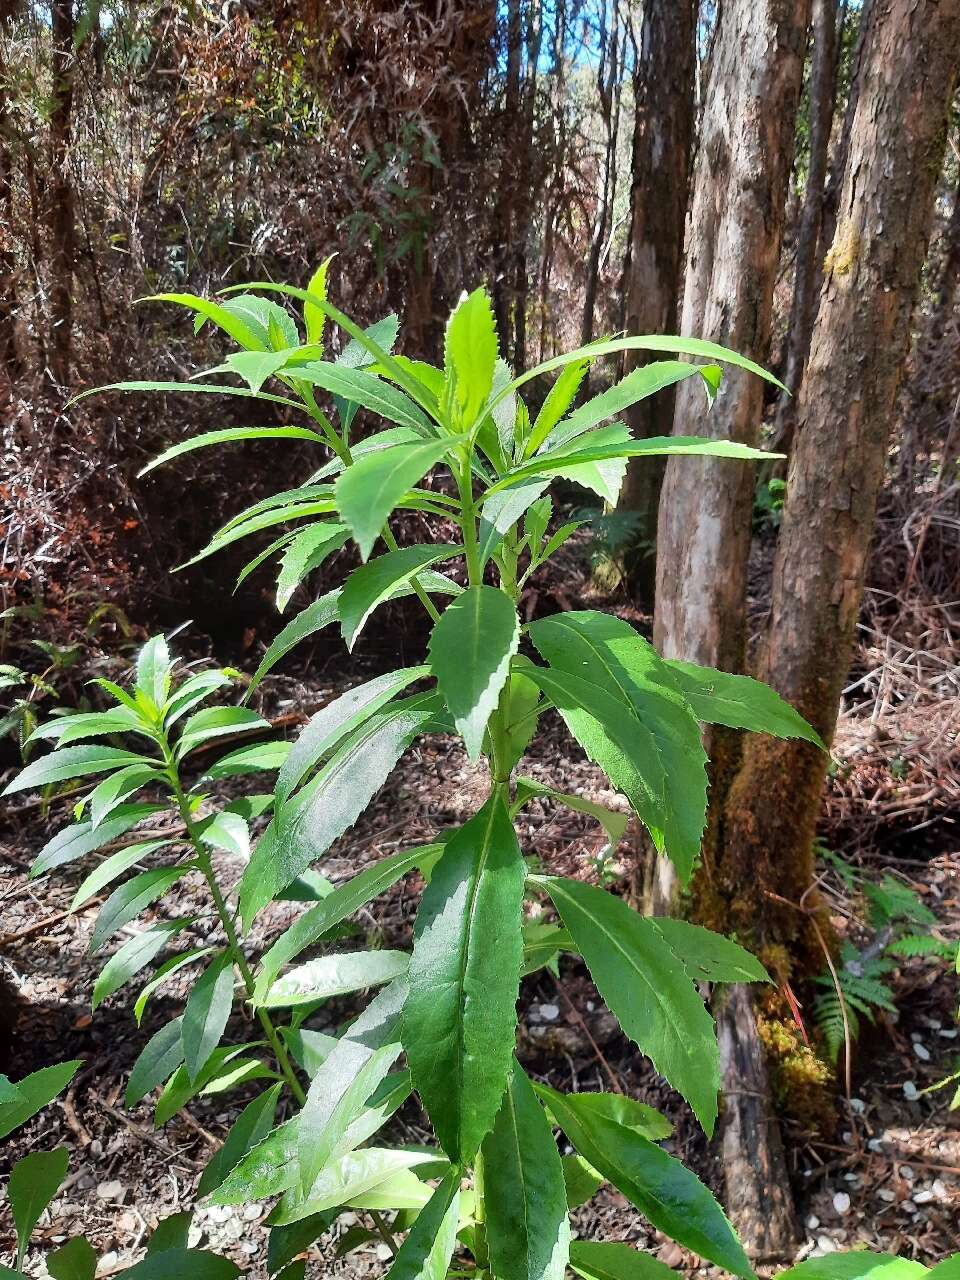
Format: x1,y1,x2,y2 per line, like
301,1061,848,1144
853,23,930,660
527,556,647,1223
538,1003,560,1022
903,1081,919,1100
939,1028,958,1039
95,1181,125,1203
242,1203,262,1221
877,1189,896,1203
833,1192,851,1215
868,1138,885,1153
849,1097,866,1114
900,1165,915,1181
933,1179,949,1201
375,1244,394,1262
913,1190,934,1205
913,1042,931,1061
806,1215,820,1231
817,1236,838,1254
96,1253,119,1276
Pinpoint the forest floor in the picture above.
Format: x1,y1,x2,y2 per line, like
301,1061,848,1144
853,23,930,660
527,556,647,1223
1,547,958,1279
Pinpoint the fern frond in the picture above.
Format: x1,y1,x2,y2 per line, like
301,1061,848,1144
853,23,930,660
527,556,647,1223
887,934,955,960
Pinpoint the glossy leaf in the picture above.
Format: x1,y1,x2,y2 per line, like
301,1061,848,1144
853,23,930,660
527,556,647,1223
245,589,342,697
478,477,550,567
778,1258,929,1280
204,739,291,778
258,950,409,1008
175,705,269,759
663,661,825,747
135,949,214,1025
290,362,435,435
88,765,162,830
562,1155,604,1209
197,1084,282,1197
72,839,169,910
526,358,590,457
137,635,174,708
429,585,520,759
145,1211,193,1255
335,438,461,560
482,1064,570,1280
541,877,719,1134
543,1091,672,1142
25,707,141,747
339,546,461,649
385,1172,460,1280
297,979,406,1192
182,952,236,1082
3,744,153,796
404,794,526,1162
647,918,770,985
538,1086,752,1279
272,1149,435,1225
122,1248,240,1280
255,843,441,1000
514,778,628,848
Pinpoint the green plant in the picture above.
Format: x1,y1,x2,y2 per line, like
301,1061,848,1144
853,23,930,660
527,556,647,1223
814,850,956,1062
753,475,786,532
6,276,839,1277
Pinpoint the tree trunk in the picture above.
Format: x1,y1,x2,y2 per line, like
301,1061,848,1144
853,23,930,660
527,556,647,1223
491,0,523,353
49,0,76,390
0,3,19,385
933,158,960,335
720,0,960,979
616,0,695,606
651,0,811,1260
770,0,838,466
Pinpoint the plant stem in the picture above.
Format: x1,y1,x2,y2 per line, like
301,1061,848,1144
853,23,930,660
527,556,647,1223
369,1210,399,1257
383,525,441,622
457,452,482,588
162,746,306,1107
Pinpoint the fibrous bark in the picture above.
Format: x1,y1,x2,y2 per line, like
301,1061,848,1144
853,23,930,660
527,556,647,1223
650,0,811,1259
616,0,695,604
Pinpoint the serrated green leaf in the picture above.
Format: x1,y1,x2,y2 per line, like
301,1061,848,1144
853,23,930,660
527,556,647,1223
551,424,631,504
478,477,550,567
240,692,441,927
528,612,707,883
647,918,770,985
277,668,429,808
385,1172,460,1280
514,778,628,848
276,524,349,613
272,1149,435,1225
562,1155,604,1209
335,438,461,560
73,839,170,910
259,950,409,1008
90,867,187,953
164,670,235,725
541,877,719,1134
486,435,774,497
140,427,326,477
538,1086,752,1278
183,953,236,1082
255,843,441,1000
428,586,519,760
340,546,461,649
145,1211,193,1255
543,1091,672,1142
47,1234,97,1280
88,765,163,830
244,590,342,698
445,286,499,426
779,1257,929,1280
404,794,525,1162
31,804,164,878
568,1240,678,1280
291,362,435,436
9,1147,69,1266
25,707,142,747
137,636,173,709
663,661,825,748
135,948,213,1026
3,744,154,796
155,1049,271,1128
175,705,269,759
204,740,291,778
297,979,406,1191
526,359,590,457
144,292,267,350
197,1084,282,1197
126,1017,186,1106
0,1061,81,1141
483,1064,570,1280
92,919,190,1010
